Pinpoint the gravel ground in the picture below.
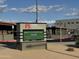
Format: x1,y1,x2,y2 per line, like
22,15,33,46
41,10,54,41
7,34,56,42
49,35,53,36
0,43,79,59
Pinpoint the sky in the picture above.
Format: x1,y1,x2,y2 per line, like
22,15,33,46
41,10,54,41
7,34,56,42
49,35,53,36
0,0,79,23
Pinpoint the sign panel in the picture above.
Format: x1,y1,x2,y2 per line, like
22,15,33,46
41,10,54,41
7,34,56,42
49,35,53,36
23,30,44,41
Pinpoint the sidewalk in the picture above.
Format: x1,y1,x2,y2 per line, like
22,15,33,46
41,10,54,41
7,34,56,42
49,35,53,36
0,43,78,59
47,43,79,58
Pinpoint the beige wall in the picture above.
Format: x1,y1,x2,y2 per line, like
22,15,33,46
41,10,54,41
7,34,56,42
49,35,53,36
17,23,47,42
0,34,14,40
20,24,46,32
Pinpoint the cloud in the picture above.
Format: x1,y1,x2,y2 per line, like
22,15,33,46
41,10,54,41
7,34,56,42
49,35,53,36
65,12,79,16
0,4,64,13
1,5,52,13
52,5,61,8
8,5,63,13
0,0,7,13
42,20,55,23
50,5,64,11
19,5,53,13
0,0,6,4
65,8,79,16
38,19,56,24
9,8,18,11
0,19,11,22
0,4,7,7
56,7,64,11
0,5,7,12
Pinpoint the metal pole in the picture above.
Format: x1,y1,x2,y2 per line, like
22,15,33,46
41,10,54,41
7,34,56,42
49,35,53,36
36,0,38,23
60,27,62,42
2,30,4,40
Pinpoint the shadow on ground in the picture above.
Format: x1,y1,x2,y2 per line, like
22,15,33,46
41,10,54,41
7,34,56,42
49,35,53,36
46,49,79,58
66,44,79,48
1,43,17,49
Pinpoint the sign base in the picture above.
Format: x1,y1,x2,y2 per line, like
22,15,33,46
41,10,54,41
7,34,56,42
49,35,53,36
17,41,47,50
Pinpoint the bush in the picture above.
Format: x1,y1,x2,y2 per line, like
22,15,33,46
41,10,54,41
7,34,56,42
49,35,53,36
66,47,74,51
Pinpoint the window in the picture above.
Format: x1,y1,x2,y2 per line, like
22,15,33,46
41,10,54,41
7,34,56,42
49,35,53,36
68,22,74,24
68,22,70,24
71,22,74,24
60,23,63,25
56,23,59,25
76,22,79,24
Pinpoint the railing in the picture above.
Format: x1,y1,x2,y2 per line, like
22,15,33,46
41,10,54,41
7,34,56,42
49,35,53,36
0,30,16,42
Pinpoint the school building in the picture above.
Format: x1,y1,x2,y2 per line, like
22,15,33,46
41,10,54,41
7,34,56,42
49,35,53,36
46,19,79,41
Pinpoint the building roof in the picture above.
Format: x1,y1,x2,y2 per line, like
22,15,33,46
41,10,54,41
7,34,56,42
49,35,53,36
16,22,47,24
55,18,79,22
0,21,16,26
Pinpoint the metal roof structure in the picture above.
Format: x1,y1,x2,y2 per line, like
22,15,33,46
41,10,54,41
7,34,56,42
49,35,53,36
0,21,16,26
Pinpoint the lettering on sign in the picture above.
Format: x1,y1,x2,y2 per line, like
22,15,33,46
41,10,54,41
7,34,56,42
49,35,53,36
25,24,31,29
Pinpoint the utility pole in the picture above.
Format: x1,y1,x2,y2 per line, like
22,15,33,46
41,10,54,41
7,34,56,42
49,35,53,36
36,0,38,23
